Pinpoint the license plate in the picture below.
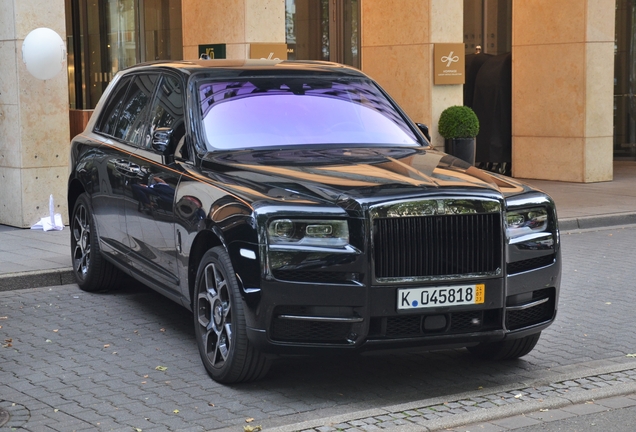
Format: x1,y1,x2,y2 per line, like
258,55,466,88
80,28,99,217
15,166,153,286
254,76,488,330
397,284,485,310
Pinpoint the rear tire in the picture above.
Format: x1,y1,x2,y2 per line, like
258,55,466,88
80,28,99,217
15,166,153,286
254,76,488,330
467,332,541,360
193,246,270,383
70,193,123,292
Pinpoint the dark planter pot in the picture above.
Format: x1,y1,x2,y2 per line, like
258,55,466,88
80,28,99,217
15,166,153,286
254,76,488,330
444,138,476,166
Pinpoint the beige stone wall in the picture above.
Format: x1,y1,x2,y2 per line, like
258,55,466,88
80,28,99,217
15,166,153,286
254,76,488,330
361,0,464,149
0,0,70,227
512,0,615,182
181,0,285,60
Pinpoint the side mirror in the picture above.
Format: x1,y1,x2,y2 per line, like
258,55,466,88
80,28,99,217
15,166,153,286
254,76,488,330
152,127,173,154
416,123,432,142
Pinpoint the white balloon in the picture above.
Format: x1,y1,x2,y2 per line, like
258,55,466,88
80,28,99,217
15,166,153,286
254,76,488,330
22,28,66,81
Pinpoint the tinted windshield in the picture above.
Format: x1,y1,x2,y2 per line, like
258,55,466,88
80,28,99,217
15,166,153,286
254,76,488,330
198,77,420,150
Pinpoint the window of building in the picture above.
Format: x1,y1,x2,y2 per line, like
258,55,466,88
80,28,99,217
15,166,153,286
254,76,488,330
615,0,636,160
464,0,512,55
285,0,360,69
65,0,183,110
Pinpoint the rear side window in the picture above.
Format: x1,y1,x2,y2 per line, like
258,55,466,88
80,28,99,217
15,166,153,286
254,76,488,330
112,74,159,146
96,76,132,136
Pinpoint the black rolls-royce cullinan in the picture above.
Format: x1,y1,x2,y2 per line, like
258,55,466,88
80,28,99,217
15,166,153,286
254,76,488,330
68,60,561,383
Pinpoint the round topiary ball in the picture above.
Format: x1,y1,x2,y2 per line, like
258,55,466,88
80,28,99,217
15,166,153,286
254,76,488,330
438,105,480,139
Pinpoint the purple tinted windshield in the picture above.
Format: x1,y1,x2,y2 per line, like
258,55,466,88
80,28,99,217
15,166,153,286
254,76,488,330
198,78,419,150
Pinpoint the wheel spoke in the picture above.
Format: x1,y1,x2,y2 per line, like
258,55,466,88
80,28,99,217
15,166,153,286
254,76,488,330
224,322,232,347
205,264,218,298
197,292,211,328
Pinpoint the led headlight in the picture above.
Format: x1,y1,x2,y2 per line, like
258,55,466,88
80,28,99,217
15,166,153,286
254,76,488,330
267,219,349,247
505,207,549,238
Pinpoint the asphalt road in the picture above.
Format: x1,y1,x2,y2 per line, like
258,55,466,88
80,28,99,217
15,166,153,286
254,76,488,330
2,224,636,431
515,405,636,432
515,407,636,432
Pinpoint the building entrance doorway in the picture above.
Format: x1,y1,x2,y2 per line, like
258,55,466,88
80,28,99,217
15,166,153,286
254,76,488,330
615,0,636,160
285,0,360,69
65,0,183,110
463,0,512,175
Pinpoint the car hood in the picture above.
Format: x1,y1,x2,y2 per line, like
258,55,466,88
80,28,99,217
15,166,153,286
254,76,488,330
198,146,532,209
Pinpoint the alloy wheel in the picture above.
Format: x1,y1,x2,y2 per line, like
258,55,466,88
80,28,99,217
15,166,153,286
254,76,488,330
72,203,91,279
197,262,233,369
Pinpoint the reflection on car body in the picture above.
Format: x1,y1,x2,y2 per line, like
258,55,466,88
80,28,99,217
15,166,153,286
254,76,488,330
68,60,561,384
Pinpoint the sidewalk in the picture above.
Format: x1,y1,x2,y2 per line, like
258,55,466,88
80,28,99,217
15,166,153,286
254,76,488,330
0,161,635,292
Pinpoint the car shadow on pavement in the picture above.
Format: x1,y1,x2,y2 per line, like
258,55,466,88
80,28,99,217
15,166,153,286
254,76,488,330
97,281,545,405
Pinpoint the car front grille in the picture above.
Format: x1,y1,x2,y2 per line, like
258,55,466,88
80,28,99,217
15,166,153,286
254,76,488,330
373,213,502,280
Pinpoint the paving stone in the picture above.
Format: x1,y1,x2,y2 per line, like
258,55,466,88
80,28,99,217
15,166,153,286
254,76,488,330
491,414,542,429
561,402,609,416
526,408,577,422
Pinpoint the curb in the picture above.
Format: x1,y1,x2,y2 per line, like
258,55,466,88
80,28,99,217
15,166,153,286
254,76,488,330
559,213,636,231
0,268,75,292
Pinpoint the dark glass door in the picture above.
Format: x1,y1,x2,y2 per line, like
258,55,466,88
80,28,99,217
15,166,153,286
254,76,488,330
65,0,183,110
615,0,636,160
464,0,512,55
285,0,360,69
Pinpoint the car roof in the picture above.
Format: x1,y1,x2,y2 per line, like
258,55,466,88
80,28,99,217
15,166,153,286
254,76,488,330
120,59,368,79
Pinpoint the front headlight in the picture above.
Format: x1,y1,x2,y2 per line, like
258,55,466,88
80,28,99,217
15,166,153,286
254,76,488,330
267,219,349,247
505,207,548,238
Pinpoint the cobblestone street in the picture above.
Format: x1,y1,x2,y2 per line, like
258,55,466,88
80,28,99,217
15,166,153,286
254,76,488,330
2,224,636,431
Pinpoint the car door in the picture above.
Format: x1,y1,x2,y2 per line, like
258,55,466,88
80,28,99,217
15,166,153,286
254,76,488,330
97,73,159,263
87,75,139,265
124,73,185,295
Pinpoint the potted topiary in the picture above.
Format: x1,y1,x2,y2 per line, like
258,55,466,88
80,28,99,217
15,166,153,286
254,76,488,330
438,105,480,165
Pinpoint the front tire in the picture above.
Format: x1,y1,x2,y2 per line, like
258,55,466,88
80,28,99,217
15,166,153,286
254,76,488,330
193,246,270,383
70,193,123,292
467,332,541,360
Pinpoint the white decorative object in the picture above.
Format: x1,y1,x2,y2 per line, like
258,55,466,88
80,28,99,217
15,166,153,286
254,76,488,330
22,28,66,80
31,195,64,231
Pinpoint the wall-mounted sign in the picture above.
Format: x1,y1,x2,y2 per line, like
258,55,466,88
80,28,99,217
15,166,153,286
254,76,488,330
434,43,465,85
250,43,288,60
198,44,226,59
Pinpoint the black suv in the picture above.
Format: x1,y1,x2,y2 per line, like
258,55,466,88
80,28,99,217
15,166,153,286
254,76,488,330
68,60,561,383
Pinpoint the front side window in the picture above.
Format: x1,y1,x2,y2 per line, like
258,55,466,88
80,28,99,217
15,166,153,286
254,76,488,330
198,77,419,150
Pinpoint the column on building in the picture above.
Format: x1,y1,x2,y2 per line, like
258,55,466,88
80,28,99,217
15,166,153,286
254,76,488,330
360,0,464,149
0,0,70,227
512,0,615,182
181,0,286,60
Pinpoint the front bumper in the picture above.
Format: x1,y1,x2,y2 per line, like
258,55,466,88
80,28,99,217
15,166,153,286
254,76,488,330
244,262,559,356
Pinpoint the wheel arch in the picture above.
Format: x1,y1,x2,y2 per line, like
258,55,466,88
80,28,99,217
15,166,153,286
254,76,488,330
68,178,86,220
188,228,224,308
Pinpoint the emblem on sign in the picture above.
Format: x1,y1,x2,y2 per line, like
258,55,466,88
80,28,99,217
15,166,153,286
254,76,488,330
441,51,459,67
